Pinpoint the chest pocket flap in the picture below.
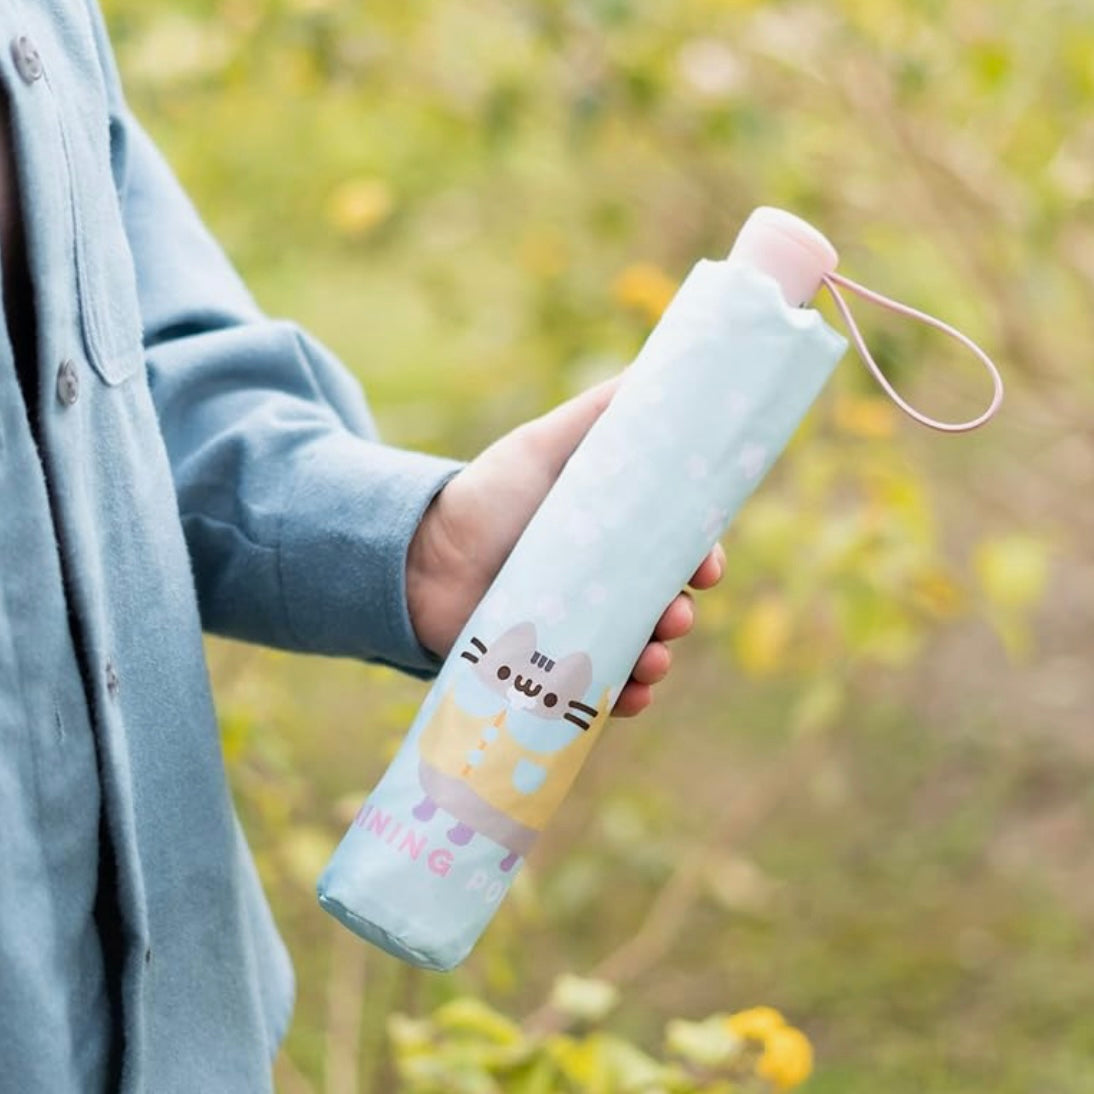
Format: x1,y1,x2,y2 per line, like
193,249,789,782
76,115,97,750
44,14,144,385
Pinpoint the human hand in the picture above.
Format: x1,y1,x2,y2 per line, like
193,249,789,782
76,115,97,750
406,377,725,717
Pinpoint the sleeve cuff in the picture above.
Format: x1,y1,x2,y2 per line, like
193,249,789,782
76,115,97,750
277,431,464,676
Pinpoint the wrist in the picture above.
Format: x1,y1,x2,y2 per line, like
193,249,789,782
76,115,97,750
406,479,467,658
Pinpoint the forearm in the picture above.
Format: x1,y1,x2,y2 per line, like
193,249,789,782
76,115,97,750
115,103,463,671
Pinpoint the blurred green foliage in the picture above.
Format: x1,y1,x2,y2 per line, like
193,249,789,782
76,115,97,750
387,990,813,1092
101,0,1092,1090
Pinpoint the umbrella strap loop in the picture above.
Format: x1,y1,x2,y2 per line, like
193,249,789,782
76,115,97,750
820,271,1004,434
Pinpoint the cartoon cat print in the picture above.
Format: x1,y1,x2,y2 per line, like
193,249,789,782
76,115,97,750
415,622,609,872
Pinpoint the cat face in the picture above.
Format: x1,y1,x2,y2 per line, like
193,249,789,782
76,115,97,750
459,622,597,734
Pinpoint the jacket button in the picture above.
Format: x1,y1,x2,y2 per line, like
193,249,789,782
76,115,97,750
105,660,120,698
56,360,79,406
11,36,43,84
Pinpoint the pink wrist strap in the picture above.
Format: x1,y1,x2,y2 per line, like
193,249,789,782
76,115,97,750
820,271,1004,434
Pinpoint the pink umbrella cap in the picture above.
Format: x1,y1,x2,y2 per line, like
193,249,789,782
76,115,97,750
727,207,839,307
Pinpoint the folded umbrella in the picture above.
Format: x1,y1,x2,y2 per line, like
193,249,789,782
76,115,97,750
317,207,1002,970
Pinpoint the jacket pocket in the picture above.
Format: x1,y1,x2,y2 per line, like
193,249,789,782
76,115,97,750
54,93,144,385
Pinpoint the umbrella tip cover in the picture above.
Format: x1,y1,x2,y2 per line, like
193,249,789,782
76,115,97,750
728,206,839,308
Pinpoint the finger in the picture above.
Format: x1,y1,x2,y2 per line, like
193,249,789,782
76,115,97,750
689,542,725,590
522,375,623,476
612,680,653,718
653,592,694,641
630,641,672,685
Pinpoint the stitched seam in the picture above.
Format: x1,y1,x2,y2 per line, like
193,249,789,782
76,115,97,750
272,449,316,653
178,509,276,554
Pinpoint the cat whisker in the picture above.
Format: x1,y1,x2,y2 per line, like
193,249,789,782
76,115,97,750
567,700,598,718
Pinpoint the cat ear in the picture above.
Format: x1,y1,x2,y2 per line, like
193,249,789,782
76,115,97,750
495,621,537,653
553,650,593,699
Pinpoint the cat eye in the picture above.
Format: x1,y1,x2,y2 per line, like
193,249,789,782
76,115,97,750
544,693,558,708
496,665,511,681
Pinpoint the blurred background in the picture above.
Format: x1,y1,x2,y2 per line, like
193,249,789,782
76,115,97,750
101,0,1090,1090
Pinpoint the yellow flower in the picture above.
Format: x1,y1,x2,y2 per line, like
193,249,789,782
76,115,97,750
724,1005,786,1042
833,392,895,439
910,569,966,619
519,228,569,278
327,178,395,238
612,262,677,323
733,596,792,677
756,1025,814,1090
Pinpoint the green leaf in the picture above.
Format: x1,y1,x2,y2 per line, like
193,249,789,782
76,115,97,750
549,975,622,1024
598,1033,675,1091
974,534,1051,612
790,677,846,736
547,1033,611,1091
397,1051,501,1094
703,853,778,915
278,825,336,893
504,1057,564,1094
388,1013,434,1056
664,1017,742,1070
973,534,1052,659
433,997,525,1046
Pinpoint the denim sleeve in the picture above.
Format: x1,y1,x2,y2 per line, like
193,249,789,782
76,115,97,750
83,2,461,675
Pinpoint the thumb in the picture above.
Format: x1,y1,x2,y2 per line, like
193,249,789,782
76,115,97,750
522,374,622,477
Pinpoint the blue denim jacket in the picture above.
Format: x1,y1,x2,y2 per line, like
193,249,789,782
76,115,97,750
0,1,459,1089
